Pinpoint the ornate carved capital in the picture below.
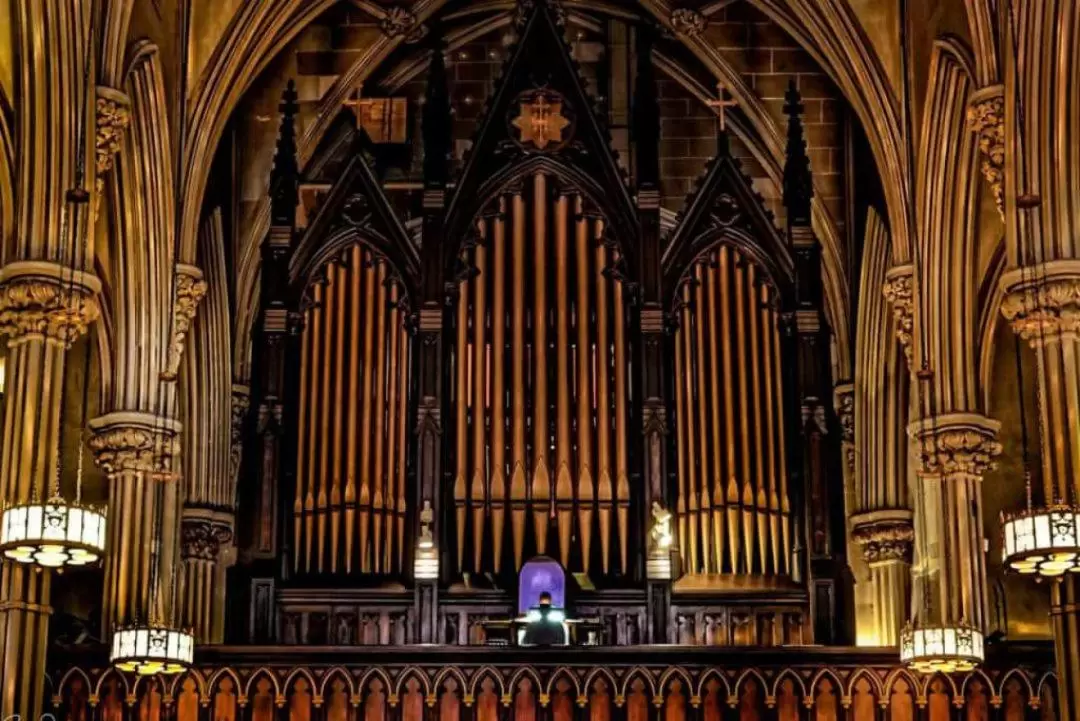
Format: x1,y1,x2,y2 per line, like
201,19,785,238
0,261,102,345
882,265,914,362
1000,260,1080,345
379,6,417,37
670,8,708,36
851,510,914,565
833,383,854,443
95,86,131,201
907,412,1002,480
88,410,182,477
230,384,250,482
180,514,234,562
161,265,207,382
967,85,1005,219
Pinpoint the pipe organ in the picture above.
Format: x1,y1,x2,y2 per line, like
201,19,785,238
292,243,410,576
672,246,791,577
450,173,632,577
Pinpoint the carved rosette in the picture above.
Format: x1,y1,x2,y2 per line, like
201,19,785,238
0,261,102,345
967,85,1005,219
230,384,251,483
180,516,234,561
1000,260,1080,346
161,265,207,382
379,6,417,37
882,265,914,363
907,413,1002,480
670,8,708,36
88,410,182,477
851,515,915,565
95,86,132,205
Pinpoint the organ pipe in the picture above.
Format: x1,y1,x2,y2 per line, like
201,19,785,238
292,247,410,576
674,248,790,578
446,176,634,576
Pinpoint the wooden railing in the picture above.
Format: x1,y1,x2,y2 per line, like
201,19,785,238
51,643,1058,721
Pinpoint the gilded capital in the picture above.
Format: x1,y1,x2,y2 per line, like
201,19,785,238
1000,260,1080,345
95,86,131,204
851,510,914,565
907,412,1002,480
161,265,207,382
0,261,101,345
967,85,1005,219
88,410,182,477
670,8,708,36
180,512,234,561
882,265,914,363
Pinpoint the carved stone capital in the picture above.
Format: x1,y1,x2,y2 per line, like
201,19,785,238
95,86,132,200
851,510,914,565
0,261,102,345
180,513,234,562
882,265,914,362
1000,259,1080,345
88,410,182,477
670,8,708,36
967,85,1005,219
230,384,250,482
161,265,207,382
907,412,1002,480
379,6,418,37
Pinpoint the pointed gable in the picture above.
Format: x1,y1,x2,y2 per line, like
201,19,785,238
444,0,638,263
661,133,793,304
290,119,420,300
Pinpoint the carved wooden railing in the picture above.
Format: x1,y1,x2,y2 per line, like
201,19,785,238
52,644,1058,721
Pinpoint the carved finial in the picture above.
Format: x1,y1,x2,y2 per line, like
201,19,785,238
270,79,300,225
423,32,452,188
783,79,813,226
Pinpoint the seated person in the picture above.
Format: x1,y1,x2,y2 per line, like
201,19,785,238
520,591,568,646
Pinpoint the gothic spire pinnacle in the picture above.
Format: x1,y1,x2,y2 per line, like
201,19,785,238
270,79,300,225
783,79,813,226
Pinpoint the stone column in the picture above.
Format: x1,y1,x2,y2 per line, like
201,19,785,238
178,510,233,642
0,263,99,719
849,510,913,645
89,410,182,635
906,413,1000,632
1001,262,1080,717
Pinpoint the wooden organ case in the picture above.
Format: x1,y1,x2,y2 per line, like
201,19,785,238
233,0,852,649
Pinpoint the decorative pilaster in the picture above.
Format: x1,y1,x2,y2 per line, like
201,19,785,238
882,265,915,363
967,85,1005,219
906,413,1000,632
89,410,183,636
161,265,207,382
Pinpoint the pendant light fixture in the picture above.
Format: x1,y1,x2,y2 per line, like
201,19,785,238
997,0,1080,579
0,17,108,567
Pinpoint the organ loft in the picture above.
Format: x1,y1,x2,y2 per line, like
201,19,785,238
2,0,1079,720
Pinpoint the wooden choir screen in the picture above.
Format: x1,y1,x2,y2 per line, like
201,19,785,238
53,662,1059,721
450,171,632,577
292,243,410,576
672,246,790,576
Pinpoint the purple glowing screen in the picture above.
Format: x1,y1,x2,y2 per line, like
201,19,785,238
518,556,565,613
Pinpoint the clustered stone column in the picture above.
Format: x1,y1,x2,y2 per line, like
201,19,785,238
906,413,1000,633
1001,261,1080,717
89,410,183,635
0,264,100,719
